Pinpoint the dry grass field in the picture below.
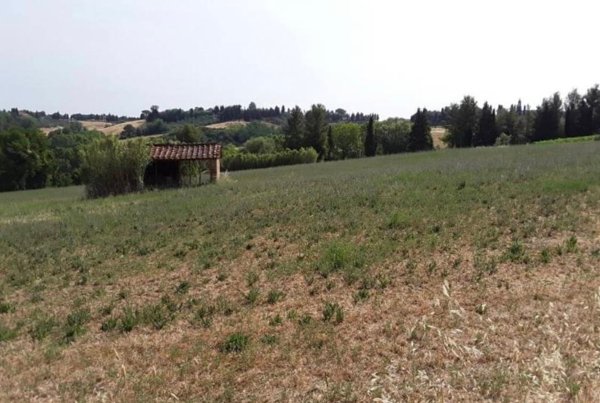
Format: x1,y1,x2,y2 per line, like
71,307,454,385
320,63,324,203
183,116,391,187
205,120,249,130
431,127,448,149
1,142,599,401
79,120,146,136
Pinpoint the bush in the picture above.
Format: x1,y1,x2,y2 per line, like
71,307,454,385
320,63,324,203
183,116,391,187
222,147,317,171
82,137,149,198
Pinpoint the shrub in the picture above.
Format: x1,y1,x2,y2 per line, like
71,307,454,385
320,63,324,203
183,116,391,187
220,332,250,353
222,147,317,171
81,137,149,198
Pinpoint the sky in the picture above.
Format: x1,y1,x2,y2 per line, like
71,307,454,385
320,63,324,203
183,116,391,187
1,0,599,119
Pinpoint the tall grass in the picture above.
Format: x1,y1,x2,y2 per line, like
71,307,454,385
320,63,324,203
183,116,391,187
81,137,149,198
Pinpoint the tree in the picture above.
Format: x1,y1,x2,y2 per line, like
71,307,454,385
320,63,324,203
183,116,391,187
447,96,478,148
120,124,137,139
0,128,52,191
564,89,581,137
174,125,204,143
304,104,328,159
533,92,562,141
326,125,334,160
377,119,411,154
408,109,433,151
284,106,305,150
364,116,376,156
331,123,363,160
473,102,497,146
147,105,160,122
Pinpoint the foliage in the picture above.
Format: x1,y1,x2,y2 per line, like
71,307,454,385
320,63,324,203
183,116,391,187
284,106,306,150
330,123,363,160
81,137,149,198
376,119,411,154
222,147,317,171
408,109,433,151
170,124,205,143
243,136,280,154
305,104,328,159
473,102,497,146
0,127,52,191
533,93,562,141
48,130,103,186
446,96,478,148
364,116,376,156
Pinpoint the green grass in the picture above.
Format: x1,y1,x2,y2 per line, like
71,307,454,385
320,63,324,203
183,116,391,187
1,141,600,400
535,134,600,145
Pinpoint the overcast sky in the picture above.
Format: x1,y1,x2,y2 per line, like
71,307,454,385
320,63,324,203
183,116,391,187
1,0,598,118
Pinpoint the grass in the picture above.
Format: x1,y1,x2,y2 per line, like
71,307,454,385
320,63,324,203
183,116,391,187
0,142,600,400
535,134,600,145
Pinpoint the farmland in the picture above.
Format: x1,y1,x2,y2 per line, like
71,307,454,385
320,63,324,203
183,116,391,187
1,142,600,401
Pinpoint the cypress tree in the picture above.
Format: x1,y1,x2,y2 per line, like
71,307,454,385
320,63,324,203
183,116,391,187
408,109,433,151
473,102,497,146
284,106,305,150
326,125,334,160
364,116,376,157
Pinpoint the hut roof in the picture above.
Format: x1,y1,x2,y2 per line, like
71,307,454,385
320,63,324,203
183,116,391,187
150,143,222,161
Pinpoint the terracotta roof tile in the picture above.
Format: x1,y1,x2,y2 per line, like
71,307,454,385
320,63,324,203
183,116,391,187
150,144,222,161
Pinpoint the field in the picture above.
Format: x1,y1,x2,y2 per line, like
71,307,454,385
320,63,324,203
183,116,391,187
1,142,600,401
431,126,448,149
80,120,146,136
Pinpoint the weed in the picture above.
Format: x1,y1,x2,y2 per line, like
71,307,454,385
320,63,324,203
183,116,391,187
505,240,527,263
245,288,260,305
62,309,91,344
540,248,551,264
323,302,344,324
0,322,17,342
219,332,250,353
30,315,57,341
100,317,118,332
118,307,139,333
194,304,216,328
565,236,578,253
266,290,285,305
175,281,190,294
0,302,15,314
140,303,173,330
260,334,278,345
298,313,313,326
268,314,283,326
246,271,259,287
354,289,369,303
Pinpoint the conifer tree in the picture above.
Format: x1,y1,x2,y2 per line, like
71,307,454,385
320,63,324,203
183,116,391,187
284,106,305,150
304,104,328,159
326,125,334,160
473,102,497,146
408,109,433,151
364,116,376,156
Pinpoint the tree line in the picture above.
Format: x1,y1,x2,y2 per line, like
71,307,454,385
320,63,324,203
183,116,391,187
434,84,600,147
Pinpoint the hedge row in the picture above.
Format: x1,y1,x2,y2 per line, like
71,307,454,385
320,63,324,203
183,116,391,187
222,147,318,171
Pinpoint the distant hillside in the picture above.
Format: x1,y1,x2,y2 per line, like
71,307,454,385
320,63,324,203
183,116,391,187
80,120,145,136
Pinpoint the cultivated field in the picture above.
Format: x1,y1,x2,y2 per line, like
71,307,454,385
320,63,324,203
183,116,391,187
1,143,600,401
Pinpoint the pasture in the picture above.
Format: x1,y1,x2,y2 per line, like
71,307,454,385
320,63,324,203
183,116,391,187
1,142,599,401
